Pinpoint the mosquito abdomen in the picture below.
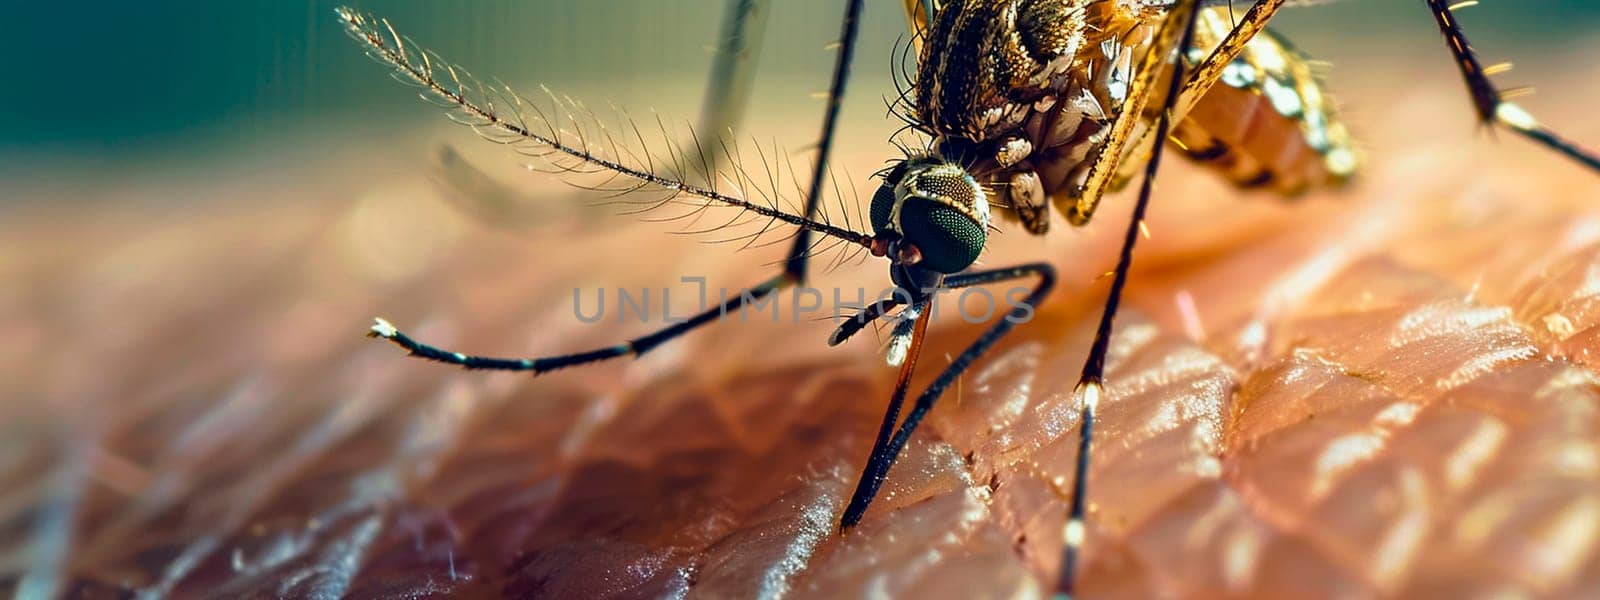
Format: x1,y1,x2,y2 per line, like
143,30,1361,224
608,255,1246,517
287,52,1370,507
1172,12,1358,195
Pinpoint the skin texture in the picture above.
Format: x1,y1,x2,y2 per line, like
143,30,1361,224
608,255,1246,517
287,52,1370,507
3,43,1600,600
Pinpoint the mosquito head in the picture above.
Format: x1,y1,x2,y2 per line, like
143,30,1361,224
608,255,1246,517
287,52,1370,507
870,156,989,274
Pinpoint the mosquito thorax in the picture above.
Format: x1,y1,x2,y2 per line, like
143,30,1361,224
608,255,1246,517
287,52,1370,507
914,1,1358,234
870,157,990,275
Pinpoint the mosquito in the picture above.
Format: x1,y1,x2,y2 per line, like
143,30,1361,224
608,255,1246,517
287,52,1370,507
336,1,1599,595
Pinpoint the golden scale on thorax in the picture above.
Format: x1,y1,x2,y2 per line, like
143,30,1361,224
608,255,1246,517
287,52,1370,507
902,0,1358,235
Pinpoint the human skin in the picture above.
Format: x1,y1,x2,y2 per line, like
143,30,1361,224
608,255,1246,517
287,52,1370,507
2,44,1599,600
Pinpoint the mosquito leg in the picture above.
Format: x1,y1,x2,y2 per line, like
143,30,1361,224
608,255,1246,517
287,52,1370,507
839,262,1057,528
1065,0,1205,226
364,0,867,372
786,0,866,284
694,0,772,183
1422,0,1600,172
1058,0,1202,596
1082,0,1297,220
370,274,789,373
1175,0,1285,119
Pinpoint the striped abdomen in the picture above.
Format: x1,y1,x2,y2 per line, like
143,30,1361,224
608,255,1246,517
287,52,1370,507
1171,9,1357,194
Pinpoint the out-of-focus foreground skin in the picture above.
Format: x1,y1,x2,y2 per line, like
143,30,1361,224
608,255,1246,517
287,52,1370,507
4,4,1600,599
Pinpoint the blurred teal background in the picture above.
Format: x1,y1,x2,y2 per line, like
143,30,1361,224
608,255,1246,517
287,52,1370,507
2,0,1597,194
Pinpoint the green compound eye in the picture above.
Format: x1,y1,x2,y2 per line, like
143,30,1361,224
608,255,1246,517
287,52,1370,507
898,197,985,273
869,182,896,235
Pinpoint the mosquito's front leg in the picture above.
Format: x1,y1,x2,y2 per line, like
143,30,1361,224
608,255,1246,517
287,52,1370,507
351,0,871,373
369,274,790,374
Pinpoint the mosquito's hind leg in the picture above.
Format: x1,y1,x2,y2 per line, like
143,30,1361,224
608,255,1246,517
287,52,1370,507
839,262,1057,528
1422,0,1600,172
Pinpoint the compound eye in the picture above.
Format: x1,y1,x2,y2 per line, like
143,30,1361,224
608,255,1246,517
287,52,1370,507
898,197,986,273
869,182,897,236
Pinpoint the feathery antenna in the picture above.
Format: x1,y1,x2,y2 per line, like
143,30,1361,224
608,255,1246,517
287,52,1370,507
335,7,873,250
